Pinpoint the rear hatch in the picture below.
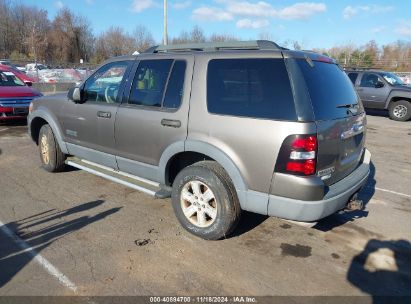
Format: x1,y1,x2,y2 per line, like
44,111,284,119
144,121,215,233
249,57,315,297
296,58,366,186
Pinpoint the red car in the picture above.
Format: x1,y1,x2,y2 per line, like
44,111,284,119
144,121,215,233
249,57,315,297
0,64,37,84
0,70,42,121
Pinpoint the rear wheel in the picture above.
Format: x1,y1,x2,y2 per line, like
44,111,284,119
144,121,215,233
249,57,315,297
171,161,241,240
38,124,66,172
388,100,411,121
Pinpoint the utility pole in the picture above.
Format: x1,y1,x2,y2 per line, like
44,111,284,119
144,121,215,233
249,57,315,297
163,0,168,45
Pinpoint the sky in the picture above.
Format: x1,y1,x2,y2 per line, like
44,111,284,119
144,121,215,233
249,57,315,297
23,0,411,49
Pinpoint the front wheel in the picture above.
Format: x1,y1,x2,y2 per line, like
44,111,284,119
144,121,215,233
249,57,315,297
38,124,66,172
171,161,241,240
388,100,411,121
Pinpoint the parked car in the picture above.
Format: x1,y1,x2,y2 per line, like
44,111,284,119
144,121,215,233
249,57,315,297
25,63,47,72
0,70,42,121
0,60,26,72
396,73,411,85
28,41,371,240
0,64,37,84
346,69,411,121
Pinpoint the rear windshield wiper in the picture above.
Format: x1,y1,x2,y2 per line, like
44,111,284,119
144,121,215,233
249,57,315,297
336,103,359,115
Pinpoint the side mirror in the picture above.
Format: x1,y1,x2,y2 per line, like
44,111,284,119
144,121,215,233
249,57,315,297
375,82,384,88
68,87,83,103
25,81,32,87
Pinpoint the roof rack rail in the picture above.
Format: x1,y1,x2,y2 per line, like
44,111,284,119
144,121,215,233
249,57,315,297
143,40,285,53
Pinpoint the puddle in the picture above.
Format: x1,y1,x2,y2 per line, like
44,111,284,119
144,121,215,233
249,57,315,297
280,243,312,258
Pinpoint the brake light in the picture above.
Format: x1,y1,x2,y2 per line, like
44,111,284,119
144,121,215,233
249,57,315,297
275,134,318,176
316,56,334,63
286,159,316,175
291,136,317,151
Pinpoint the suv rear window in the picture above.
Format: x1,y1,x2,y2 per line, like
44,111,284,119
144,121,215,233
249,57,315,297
207,59,296,120
297,60,360,120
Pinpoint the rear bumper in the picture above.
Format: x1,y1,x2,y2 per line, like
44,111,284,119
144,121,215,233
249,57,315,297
267,149,371,222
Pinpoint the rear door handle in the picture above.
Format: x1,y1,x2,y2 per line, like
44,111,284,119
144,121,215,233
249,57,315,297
97,111,111,118
161,119,181,128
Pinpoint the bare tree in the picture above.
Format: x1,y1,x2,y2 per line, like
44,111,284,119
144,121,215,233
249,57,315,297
209,33,237,42
49,8,94,64
171,26,206,44
95,26,136,58
132,25,155,52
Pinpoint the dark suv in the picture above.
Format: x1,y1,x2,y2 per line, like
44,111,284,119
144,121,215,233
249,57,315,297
346,69,411,121
28,41,371,240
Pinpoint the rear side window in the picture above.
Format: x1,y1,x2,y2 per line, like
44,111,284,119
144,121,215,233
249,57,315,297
129,59,173,107
129,59,186,109
348,73,358,85
297,60,359,120
207,59,296,120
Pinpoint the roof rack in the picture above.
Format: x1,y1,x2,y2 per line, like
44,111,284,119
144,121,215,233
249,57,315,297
143,40,284,53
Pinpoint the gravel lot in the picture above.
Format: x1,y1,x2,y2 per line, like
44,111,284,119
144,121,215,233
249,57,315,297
0,113,410,300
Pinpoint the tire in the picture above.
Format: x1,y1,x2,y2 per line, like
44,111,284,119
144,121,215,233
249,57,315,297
171,161,241,240
38,124,66,172
388,100,411,121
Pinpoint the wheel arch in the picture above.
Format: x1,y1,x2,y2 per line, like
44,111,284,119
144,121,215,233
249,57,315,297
386,91,411,109
159,140,248,208
29,108,68,154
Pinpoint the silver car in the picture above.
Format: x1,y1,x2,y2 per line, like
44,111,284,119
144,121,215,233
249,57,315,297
28,41,371,240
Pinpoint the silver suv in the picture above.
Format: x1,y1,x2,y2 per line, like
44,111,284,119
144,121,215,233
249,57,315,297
28,41,371,240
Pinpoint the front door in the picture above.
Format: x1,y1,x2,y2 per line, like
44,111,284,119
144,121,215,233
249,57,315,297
60,60,132,168
357,73,390,109
114,56,193,181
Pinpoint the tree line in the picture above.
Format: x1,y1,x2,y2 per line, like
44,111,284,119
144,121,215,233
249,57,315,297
1,0,410,71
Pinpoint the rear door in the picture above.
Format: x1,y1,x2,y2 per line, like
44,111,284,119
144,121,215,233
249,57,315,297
114,56,193,181
297,59,366,185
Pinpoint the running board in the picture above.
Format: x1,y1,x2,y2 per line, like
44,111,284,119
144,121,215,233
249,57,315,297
65,157,171,198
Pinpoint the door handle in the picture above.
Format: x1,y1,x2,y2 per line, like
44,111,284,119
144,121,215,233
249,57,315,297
97,111,111,118
161,119,181,128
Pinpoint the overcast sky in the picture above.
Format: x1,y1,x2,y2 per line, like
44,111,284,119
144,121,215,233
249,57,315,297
24,0,411,48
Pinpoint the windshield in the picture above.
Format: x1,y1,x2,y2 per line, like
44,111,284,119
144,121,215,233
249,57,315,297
381,72,405,86
0,71,25,87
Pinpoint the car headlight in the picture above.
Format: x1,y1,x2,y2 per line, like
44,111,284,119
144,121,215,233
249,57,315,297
29,102,33,113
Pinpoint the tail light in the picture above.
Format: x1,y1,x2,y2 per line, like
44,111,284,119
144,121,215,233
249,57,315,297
275,135,317,176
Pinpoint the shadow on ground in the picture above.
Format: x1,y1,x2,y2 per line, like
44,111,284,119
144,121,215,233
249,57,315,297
230,211,268,238
0,119,27,127
365,109,390,118
313,162,376,232
347,239,411,303
0,200,121,288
